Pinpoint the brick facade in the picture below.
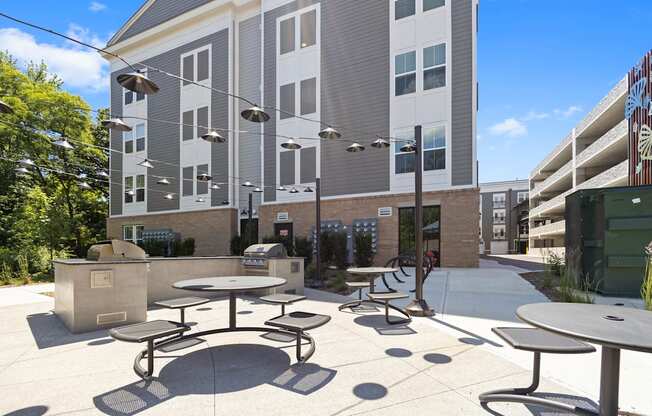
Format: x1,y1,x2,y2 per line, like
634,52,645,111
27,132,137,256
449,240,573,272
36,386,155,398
259,188,479,268
107,208,238,256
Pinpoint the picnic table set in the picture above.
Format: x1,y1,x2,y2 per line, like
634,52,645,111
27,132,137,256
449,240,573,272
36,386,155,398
107,268,652,416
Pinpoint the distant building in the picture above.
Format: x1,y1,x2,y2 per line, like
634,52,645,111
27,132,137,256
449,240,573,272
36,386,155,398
479,180,529,255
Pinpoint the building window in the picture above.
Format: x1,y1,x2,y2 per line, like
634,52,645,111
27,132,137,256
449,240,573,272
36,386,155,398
196,106,209,138
300,147,316,183
493,209,506,224
182,48,210,86
182,167,194,196
395,0,415,20
517,191,528,203
300,9,316,48
423,126,446,171
300,77,317,115
280,151,295,186
124,175,145,203
395,51,416,96
182,110,194,141
197,164,209,195
394,130,415,174
279,83,295,119
124,89,144,105
423,43,446,90
280,17,295,55
493,193,506,208
134,123,146,152
124,129,133,154
423,0,445,12
493,225,506,240
123,225,144,246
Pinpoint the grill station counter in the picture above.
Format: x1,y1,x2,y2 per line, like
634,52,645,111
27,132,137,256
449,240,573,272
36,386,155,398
241,244,304,294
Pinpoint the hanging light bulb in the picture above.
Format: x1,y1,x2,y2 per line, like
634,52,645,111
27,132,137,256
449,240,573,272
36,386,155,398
0,99,14,114
304,186,314,193
277,185,287,191
196,173,212,182
289,187,299,194
400,141,417,153
164,193,174,200
97,170,109,178
201,131,226,143
241,105,270,123
210,183,220,190
157,178,170,185
253,187,263,193
318,126,341,140
14,167,29,175
53,137,74,150
101,118,132,131
370,136,390,148
78,173,88,179
125,189,135,196
116,70,159,94
78,181,91,190
18,158,34,166
138,159,154,169
195,197,206,203
222,200,230,205
242,181,254,187
281,138,302,150
346,142,365,152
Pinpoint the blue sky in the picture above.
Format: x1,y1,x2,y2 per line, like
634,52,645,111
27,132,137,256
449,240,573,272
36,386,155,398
0,1,650,182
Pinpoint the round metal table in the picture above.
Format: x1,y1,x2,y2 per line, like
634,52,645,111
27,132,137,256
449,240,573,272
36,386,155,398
517,303,652,416
340,267,404,314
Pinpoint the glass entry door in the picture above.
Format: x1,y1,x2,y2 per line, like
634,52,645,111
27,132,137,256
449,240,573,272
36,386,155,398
398,205,441,267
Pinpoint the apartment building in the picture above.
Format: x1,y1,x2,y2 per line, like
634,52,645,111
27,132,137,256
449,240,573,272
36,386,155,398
103,0,479,267
528,75,631,257
478,180,528,255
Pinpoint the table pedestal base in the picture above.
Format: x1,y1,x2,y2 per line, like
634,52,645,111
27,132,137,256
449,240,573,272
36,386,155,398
599,347,620,416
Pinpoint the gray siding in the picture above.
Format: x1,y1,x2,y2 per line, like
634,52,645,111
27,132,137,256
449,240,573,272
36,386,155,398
264,0,320,202
320,0,390,196
210,29,230,206
112,0,213,45
239,15,262,211
109,70,126,216
451,0,474,186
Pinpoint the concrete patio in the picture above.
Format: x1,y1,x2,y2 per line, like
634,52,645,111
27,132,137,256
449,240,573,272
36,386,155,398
0,266,650,416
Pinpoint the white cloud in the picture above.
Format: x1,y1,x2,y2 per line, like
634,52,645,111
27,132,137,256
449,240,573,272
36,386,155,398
89,1,107,12
0,26,109,93
554,105,582,119
489,118,527,138
522,110,549,121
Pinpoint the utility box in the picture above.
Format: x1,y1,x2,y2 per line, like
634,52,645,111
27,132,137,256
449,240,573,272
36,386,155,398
566,185,652,296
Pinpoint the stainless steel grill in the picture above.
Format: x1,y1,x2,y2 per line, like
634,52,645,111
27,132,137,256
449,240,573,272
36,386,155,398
86,240,146,261
241,243,287,271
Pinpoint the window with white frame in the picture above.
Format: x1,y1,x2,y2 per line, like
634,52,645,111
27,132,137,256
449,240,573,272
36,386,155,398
394,130,415,174
279,16,295,55
124,175,145,203
182,47,210,86
493,225,506,240
395,51,416,96
197,164,209,195
423,125,446,171
134,123,146,152
493,193,506,208
300,77,317,115
124,89,144,106
493,209,506,224
300,9,316,48
182,167,194,196
123,129,134,154
280,9,317,55
279,83,295,119
395,0,415,20
122,225,144,245
181,107,208,141
423,0,445,12
423,43,446,90
517,191,528,203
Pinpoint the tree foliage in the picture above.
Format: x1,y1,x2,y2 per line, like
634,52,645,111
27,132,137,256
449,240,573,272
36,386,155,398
0,52,108,276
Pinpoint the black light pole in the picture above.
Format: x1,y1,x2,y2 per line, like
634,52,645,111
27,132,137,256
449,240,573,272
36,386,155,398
315,177,322,287
248,192,253,243
406,125,434,317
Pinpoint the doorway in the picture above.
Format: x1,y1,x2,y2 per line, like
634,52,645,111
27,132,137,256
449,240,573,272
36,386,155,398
398,205,441,267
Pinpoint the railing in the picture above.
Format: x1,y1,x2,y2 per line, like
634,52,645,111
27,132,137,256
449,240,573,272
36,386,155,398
529,189,573,218
530,159,573,198
575,77,627,137
576,160,628,190
530,133,573,178
576,119,628,167
492,201,506,209
529,220,566,238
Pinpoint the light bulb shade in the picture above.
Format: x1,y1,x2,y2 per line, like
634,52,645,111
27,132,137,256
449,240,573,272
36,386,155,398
97,170,109,178
125,189,135,196
277,185,287,191
196,173,212,182
222,200,230,205
53,138,74,150
157,178,170,185
370,137,390,148
281,138,302,150
253,187,263,193
14,167,29,174
116,71,159,94
304,187,314,192
0,99,14,114
318,126,341,140
101,118,132,131
289,187,299,194
210,183,220,190
18,158,34,166
201,131,226,143
400,141,417,153
242,181,254,187
138,159,154,169
346,142,365,152
195,197,206,203
164,193,174,200
78,181,91,190
241,105,270,123
78,173,87,179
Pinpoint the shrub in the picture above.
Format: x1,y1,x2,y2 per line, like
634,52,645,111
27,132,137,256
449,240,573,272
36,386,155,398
0,262,12,285
305,262,317,281
170,238,195,257
16,254,31,284
331,231,348,269
294,236,313,264
320,231,334,266
328,271,348,293
262,235,295,256
642,242,652,311
230,234,243,256
143,240,167,257
545,251,565,276
353,232,374,267
558,266,594,304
